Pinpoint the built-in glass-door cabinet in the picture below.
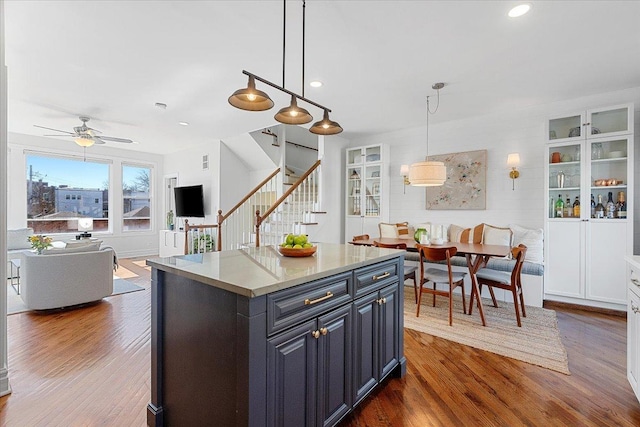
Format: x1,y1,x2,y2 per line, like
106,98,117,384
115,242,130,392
345,144,389,241
544,103,634,309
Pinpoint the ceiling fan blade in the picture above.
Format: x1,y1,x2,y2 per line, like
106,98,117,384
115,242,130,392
34,124,75,135
92,137,107,145
98,135,134,143
43,134,75,137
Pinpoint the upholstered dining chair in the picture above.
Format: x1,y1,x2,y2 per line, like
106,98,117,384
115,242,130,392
373,241,419,303
470,244,528,327
416,244,467,325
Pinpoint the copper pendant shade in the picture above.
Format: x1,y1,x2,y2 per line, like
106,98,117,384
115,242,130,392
228,75,274,111
274,96,313,124
310,109,343,135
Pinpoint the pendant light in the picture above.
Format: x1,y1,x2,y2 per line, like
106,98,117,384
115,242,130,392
310,109,343,135
228,75,274,111
228,0,342,134
408,83,447,187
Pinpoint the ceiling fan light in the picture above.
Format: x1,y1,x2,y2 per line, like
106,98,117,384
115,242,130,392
74,137,95,148
309,110,343,135
408,161,446,186
228,75,274,111
274,96,313,124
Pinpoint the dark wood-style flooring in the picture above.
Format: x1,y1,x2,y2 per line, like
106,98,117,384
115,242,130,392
1,257,639,426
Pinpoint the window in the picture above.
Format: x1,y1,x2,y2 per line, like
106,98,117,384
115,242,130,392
122,164,152,231
26,154,110,234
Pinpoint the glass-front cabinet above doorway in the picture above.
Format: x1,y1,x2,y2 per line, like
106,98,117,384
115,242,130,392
547,103,634,143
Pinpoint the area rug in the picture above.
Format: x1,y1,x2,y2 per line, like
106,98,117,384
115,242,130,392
6,277,144,315
403,288,570,375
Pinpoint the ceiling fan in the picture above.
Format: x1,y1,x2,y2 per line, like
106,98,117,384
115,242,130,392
34,116,134,147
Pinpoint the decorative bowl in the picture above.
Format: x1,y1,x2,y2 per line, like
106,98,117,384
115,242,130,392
277,245,317,257
430,238,444,246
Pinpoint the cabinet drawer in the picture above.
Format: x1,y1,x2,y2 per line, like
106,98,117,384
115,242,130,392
354,260,399,296
267,272,352,336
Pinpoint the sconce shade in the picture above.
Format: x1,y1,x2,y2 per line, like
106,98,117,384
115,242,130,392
74,137,95,147
228,75,275,111
507,153,520,167
400,164,410,176
408,161,447,186
309,109,343,135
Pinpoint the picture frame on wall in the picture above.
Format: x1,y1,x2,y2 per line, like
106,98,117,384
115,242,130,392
426,149,487,210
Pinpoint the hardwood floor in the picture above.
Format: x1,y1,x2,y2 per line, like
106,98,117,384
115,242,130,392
1,257,639,426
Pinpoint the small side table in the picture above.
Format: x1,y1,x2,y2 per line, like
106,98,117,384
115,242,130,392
9,258,20,295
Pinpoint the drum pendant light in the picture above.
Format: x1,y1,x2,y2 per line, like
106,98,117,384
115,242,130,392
408,83,447,187
228,75,274,111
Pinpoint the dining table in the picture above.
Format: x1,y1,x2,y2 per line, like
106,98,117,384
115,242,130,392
349,237,511,326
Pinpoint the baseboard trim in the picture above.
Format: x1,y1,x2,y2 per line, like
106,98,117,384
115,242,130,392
543,299,626,317
0,367,12,397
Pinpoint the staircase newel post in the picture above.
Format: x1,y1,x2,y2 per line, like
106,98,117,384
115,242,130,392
183,219,190,254
217,209,223,251
255,210,261,247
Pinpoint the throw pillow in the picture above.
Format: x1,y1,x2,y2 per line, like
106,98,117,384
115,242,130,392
509,224,544,264
7,228,34,250
448,224,470,242
379,222,398,238
482,224,513,247
396,222,416,239
43,242,101,255
66,239,103,249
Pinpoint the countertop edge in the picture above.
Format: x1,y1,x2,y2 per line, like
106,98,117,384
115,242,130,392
147,249,403,298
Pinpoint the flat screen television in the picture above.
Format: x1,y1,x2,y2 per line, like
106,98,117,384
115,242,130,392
174,185,205,217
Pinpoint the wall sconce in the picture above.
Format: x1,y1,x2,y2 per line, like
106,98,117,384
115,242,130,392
507,153,520,190
400,164,410,193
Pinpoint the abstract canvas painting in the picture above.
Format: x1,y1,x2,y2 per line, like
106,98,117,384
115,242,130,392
426,149,487,210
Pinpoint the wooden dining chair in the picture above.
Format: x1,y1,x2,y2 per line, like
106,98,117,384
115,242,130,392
352,234,370,242
470,244,528,327
373,241,419,303
416,244,467,325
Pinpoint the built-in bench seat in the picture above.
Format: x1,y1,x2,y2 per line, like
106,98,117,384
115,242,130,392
404,252,544,276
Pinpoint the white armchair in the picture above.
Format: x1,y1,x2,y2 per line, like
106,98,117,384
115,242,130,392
21,248,114,310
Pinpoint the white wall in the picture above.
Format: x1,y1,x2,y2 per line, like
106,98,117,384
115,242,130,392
219,141,250,213
163,139,221,227
7,132,164,257
348,86,640,253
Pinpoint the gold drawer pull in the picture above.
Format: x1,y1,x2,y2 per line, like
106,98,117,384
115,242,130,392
311,330,320,339
373,272,390,281
320,327,328,336
632,278,640,287
377,297,387,305
304,291,334,306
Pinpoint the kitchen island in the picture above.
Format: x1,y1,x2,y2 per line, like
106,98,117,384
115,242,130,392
146,242,407,427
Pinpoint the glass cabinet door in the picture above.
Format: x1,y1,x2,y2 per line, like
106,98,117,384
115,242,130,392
588,105,633,138
347,148,364,166
364,164,381,217
347,166,362,216
548,143,582,219
548,113,585,142
364,146,381,163
589,136,629,220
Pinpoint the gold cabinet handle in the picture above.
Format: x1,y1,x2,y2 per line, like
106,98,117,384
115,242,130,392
377,297,387,305
373,272,390,281
632,278,640,287
311,330,320,339
320,327,328,336
304,291,334,306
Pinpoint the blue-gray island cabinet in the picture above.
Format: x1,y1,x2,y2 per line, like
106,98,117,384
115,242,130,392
146,243,407,427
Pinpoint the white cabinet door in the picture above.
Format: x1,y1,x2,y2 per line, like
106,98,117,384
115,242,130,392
628,284,640,402
587,221,627,304
545,220,583,298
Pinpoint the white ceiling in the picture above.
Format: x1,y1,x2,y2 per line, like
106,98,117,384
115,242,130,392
5,1,640,155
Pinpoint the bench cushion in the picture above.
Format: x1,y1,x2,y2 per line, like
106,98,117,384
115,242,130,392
405,252,544,276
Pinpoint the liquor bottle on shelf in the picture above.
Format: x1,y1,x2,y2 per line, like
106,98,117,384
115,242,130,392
549,196,555,218
590,194,596,218
573,196,580,217
594,194,605,219
565,196,572,217
616,191,627,219
555,194,564,218
605,191,616,219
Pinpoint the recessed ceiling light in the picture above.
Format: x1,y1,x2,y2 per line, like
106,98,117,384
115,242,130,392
310,81,323,88
179,122,189,126
508,4,531,18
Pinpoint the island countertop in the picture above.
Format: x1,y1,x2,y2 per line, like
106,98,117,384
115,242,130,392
146,242,403,298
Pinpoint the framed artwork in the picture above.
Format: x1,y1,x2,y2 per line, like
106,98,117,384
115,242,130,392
426,149,487,210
